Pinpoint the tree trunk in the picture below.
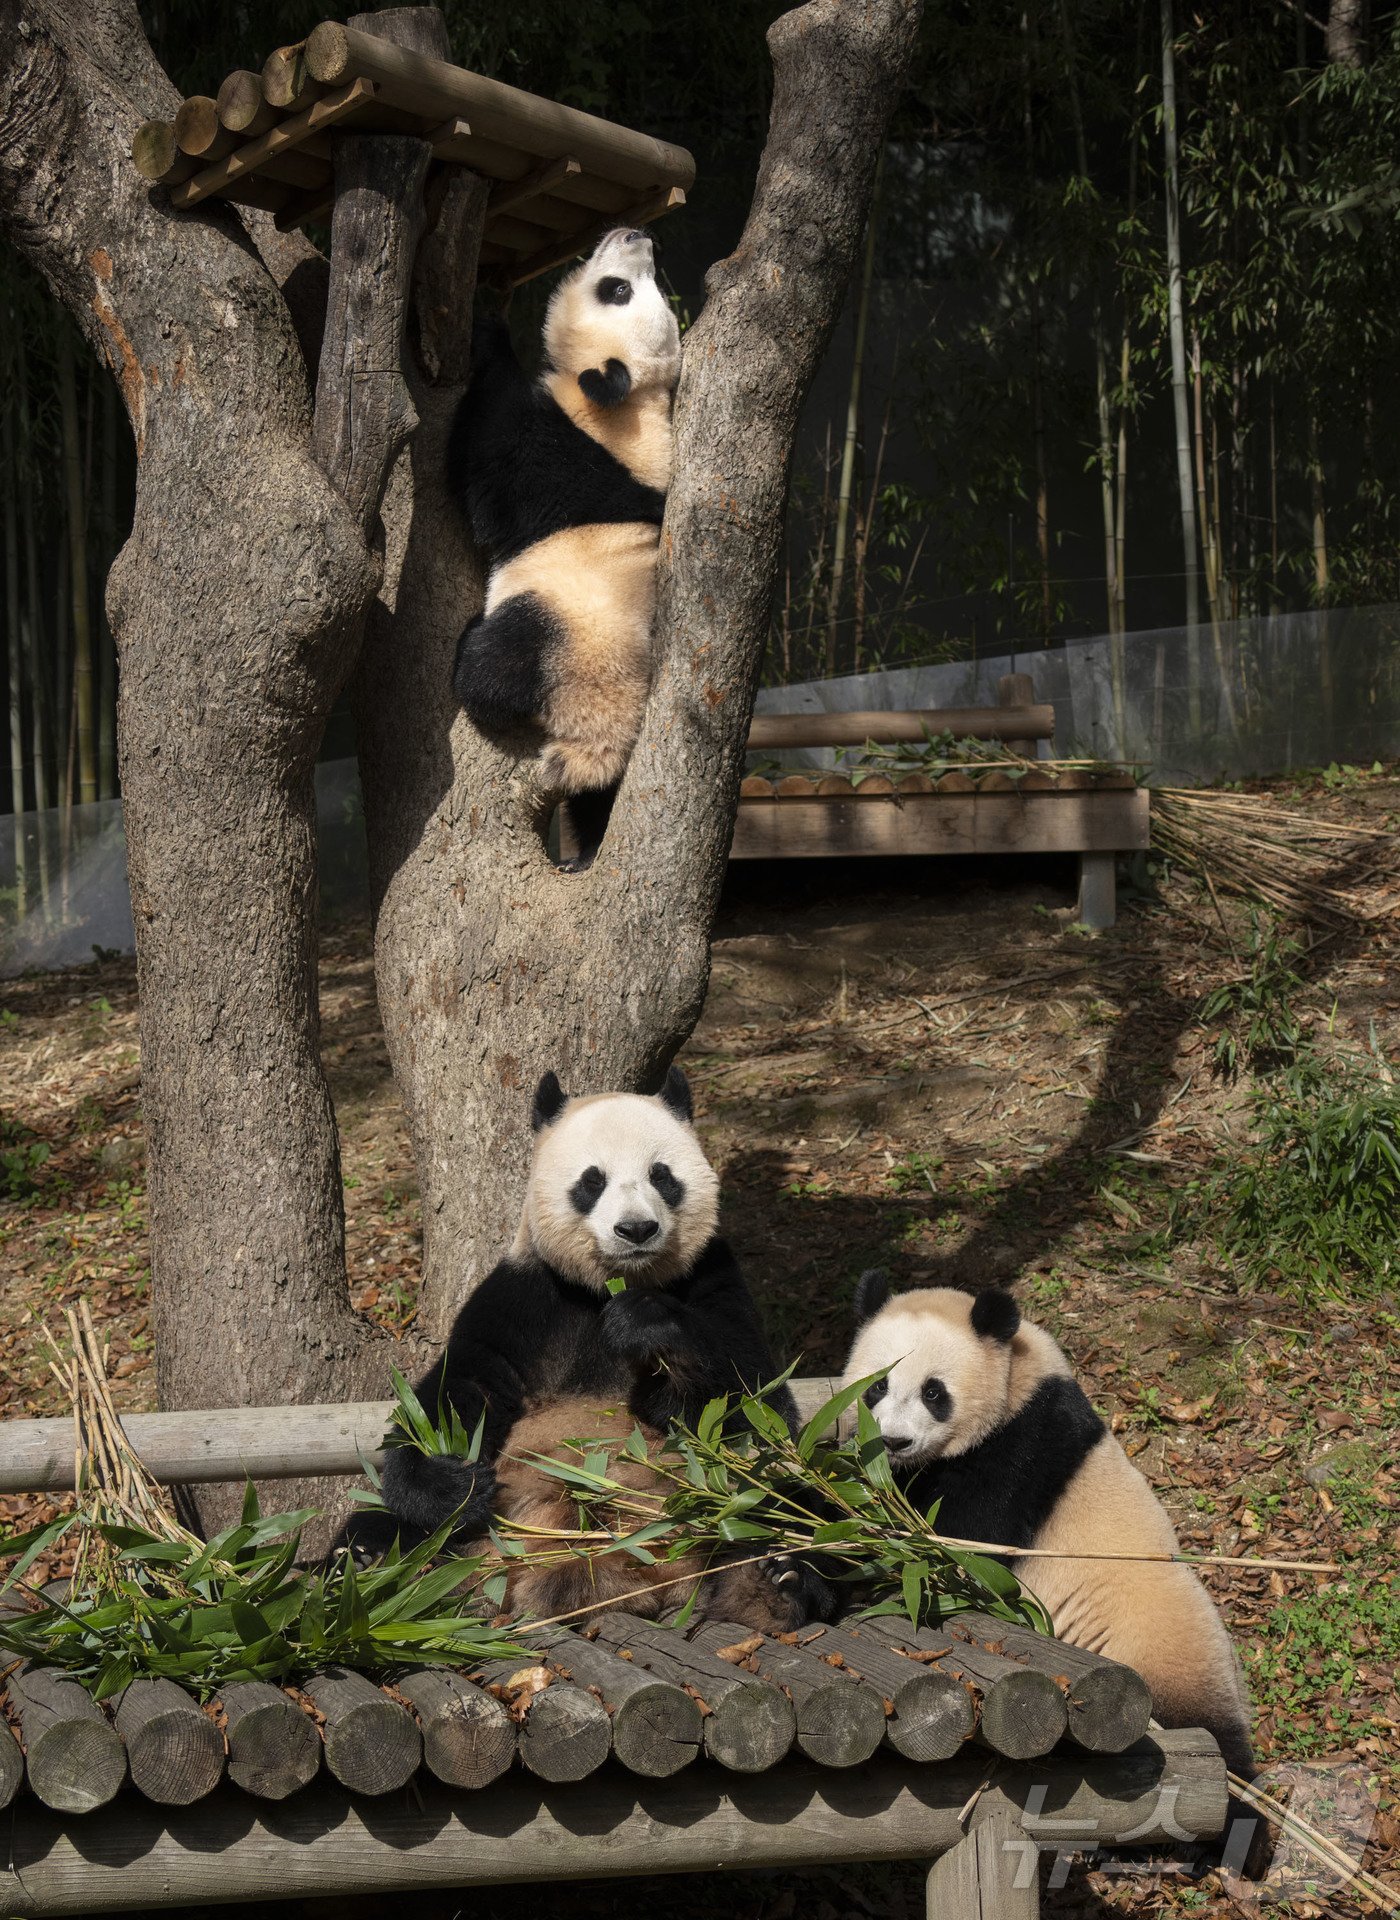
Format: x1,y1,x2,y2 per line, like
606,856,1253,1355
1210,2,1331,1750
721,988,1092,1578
1326,0,1367,66
357,0,922,1338
1020,8,1051,645
3,409,25,898
0,0,387,1499
57,333,97,807
1160,0,1200,732
98,379,119,800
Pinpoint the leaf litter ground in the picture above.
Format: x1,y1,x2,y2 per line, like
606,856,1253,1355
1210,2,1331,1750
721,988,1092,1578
1,765,1397,1919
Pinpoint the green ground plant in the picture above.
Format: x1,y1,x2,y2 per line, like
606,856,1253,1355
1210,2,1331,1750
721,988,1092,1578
1197,914,1306,1081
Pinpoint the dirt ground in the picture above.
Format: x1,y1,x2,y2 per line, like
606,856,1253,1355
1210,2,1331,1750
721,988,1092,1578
1,768,1397,1920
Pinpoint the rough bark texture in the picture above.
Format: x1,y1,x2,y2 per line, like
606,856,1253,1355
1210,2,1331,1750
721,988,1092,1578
356,0,923,1336
0,0,919,1454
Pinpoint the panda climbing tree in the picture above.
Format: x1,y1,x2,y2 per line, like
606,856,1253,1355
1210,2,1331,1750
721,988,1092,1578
0,0,922,1530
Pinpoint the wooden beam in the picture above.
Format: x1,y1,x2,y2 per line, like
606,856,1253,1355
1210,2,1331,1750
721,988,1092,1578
747,707,1055,751
488,185,685,290
173,96,237,162
131,121,197,187
0,1380,840,1494
304,21,695,193
113,1679,225,1806
262,44,325,114
729,790,1151,862
169,78,377,211
0,1736,1228,1913
926,1810,1041,1920
487,153,582,216
216,70,279,138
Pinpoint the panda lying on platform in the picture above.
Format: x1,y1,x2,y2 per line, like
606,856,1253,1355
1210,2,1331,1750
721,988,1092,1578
352,1068,834,1630
449,228,681,870
841,1274,1256,1777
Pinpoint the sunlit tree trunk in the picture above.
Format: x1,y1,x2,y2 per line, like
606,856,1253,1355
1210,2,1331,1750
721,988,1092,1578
3,411,25,898
1020,8,1051,644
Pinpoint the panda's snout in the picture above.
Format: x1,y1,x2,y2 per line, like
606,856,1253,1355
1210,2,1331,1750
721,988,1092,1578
614,1215,660,1246
883,1433,915,1455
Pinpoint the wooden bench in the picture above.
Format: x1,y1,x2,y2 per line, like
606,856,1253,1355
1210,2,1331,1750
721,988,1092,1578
0,1389,1227,1917
740,675,1150,930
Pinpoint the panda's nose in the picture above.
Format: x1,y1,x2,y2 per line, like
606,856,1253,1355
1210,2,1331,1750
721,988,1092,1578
615,1216,660,1246
884,1434,914,1454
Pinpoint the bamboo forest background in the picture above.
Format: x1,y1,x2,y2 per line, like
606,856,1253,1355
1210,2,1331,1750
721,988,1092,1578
5,0,1400,863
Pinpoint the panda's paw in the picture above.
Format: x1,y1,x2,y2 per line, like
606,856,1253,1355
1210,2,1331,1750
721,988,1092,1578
760,1552,841,1628
556,853,597,875
599,1289,686,1368
380,1449,498,1542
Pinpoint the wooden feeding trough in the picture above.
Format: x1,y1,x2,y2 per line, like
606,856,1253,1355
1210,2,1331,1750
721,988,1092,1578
737,675,1150,929
131,20,694,287
0,1386,1228,1918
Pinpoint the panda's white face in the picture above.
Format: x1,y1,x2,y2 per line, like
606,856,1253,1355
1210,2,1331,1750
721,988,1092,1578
840,1291,1017,1468
543,228,681,396
522,1078,719,1288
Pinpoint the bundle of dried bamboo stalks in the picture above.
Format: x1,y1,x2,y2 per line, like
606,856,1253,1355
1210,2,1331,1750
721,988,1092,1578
1151,787,1398,927
38,1303,186,1594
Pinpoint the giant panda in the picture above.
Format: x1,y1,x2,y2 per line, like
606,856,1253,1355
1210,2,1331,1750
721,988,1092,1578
449,228,681,870
840,1274,1255,1777
349,1067,834,1629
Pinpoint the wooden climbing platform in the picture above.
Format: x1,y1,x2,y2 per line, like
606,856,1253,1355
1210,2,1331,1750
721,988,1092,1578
132,20,693,287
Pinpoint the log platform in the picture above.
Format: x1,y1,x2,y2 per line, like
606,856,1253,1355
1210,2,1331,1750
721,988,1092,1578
0,1388,1227,1916
737,676,1149,931
131,19,693,286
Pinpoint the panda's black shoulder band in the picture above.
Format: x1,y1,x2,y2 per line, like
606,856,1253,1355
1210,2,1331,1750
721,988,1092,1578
578,358,632,408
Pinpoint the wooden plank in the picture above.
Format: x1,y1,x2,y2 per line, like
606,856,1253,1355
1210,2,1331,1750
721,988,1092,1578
394,1669,514,1791
588,1615,796,1773
221,1681,321,1799
169,78,377,211
950,1615,1151,1754
783,1621,974,1763
113,1678,224,1805
302,1668,421,1796
304,21,696,193
540,1630,702,1777
487,153,582,215
730,790,1151,862
488,186,687,291
0,1735,1228,1912
685,1623,886,1768
0,1379,840,1494
429,125,634,215
747,707,1055,751
925,1809,1040,1920
5,1668,126,1813
1077,852,1117,929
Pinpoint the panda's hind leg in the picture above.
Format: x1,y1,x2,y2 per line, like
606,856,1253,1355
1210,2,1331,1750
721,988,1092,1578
558,784,618,873
453,591,557,738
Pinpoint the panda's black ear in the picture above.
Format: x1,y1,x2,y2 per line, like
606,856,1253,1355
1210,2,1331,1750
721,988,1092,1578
970,1288,1020,1344
532,1071,569,1132
854,1268,893,1325
658,1065,693,1123
578,358,632,407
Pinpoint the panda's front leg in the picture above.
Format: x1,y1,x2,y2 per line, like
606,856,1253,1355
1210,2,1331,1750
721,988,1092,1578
598,1289,713,1422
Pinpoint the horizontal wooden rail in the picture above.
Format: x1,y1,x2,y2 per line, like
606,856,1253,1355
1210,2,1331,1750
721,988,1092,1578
0,1380,839,1494
746,706,1055,750
0,1733,1226,1915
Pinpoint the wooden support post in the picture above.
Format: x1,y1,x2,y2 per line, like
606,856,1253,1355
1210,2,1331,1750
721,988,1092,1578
997,672,1040,760
926,1812,1040,1919
5,1667,126,1813
113,1677,225,1805
221,1681,322,1799
1077,852,1117,930
302,1668,422,1796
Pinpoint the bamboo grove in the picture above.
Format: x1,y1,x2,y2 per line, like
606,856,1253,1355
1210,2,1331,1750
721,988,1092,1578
5,0,1400,860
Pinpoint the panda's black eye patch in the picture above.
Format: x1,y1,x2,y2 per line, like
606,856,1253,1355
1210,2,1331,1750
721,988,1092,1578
570,1166,608,1215
595,275,632,306
649,1162,685,1208
921,1377,951,1422
864,1379,888,1407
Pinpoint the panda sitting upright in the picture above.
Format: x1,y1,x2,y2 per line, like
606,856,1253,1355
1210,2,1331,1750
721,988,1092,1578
842,1274,1256,1778
449,228,681,870
354,1067,835,1629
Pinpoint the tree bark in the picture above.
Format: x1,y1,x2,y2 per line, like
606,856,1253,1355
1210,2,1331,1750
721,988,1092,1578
358,0,922,1339
0,0,386,1465
1326,0,1367,66
1160,0,1200,729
